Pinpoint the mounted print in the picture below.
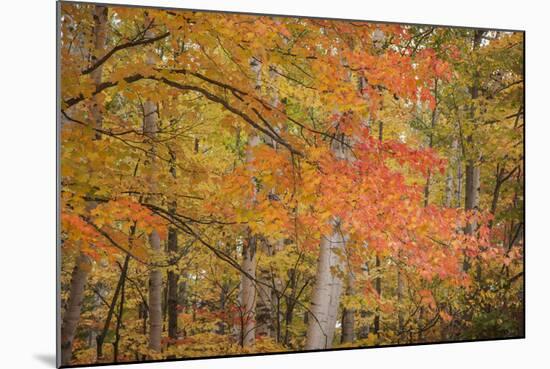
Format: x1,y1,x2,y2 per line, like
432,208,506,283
57,1,525,367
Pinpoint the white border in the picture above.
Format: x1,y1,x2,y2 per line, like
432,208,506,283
1,1,547,368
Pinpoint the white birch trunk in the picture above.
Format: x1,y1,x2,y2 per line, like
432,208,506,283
306,224,346,349
236,59,268,347
306,71,357,350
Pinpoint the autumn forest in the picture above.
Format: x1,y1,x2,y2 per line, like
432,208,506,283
58,2,524,366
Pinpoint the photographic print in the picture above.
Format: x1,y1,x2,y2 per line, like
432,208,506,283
58,1,525,366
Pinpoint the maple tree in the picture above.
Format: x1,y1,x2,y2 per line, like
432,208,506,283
58,3,524,365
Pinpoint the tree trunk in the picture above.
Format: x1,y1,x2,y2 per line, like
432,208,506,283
60,6,107,365
341,308,355,344
113,261,127,363
397,255,404,340
325,233,345,345
463,30,484,271
216,281,229,335
96,254,130,361
357,310,371,339
236,102,263,344
239,232,257,347
167,227,179,343
166,149,179,348
148,231,163,352
489,165,518,229
306,222,345,350
464,161,481,234
90,5,108,140
463,160,480,272
140,20,164,353
283,267,298,346
142,80,162,354
235,59,266,347
143,96,162,352
340,268,355,344
424,83,438,207
373,254,381,335
373,121,384,336
456,160,463,207
61,253,92,366
256,238,275,339
445,140,458,207
306,108,353,349
490,177,503,228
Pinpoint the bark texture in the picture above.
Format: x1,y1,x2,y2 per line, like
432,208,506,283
147,231,163,352
61,253,92,366
306,223,346,349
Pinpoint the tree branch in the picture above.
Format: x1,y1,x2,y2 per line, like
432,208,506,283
82,32,170,75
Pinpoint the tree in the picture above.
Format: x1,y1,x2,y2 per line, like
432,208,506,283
60,5,107,365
